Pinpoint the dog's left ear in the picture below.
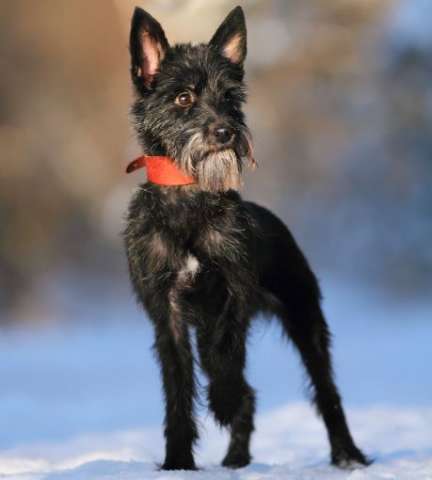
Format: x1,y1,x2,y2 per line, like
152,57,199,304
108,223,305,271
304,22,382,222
209,6,247,65
129,7,169,90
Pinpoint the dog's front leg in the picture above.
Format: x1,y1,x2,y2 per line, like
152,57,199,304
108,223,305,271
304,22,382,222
153,320,197,470
196,297,255,469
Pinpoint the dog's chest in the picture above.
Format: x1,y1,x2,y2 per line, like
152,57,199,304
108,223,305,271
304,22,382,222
176,253,200,288
129,186,249,290
147,223,232,290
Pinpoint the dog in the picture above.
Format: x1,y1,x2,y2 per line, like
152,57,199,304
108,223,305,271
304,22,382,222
124,5,369,471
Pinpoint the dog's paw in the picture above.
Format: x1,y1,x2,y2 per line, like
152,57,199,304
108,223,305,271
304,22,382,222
222,450,251,469
160,454,197,471
160,462,197,471
331,445,372,469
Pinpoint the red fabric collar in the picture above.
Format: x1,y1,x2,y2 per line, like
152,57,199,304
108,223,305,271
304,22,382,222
126,155,195,186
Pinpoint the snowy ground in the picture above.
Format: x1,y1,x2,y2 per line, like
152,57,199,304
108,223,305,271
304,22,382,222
0,276,431,479
2,404,432,479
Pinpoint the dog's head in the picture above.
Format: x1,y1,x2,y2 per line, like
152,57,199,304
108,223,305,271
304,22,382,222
129,6,254,192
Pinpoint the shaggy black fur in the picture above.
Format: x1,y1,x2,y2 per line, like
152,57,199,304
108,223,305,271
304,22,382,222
124,5,370,471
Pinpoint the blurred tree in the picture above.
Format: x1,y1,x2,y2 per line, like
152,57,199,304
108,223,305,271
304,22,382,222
1,0,430,321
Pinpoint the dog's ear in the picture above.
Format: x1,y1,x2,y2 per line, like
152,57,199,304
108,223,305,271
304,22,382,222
209,6,247,65
129,7,169,89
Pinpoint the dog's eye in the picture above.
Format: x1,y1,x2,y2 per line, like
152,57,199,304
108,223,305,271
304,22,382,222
175,91,195,107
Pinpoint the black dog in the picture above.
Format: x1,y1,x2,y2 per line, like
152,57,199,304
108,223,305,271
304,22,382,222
124,5,369,471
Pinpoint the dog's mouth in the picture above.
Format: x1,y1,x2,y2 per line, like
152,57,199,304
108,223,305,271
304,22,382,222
198,146,236,162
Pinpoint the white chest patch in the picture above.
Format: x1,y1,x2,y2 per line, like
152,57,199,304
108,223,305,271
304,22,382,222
169,254,200,341
177,254,200,285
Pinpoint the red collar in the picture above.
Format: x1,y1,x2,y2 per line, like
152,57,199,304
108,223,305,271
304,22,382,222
126,155,195,186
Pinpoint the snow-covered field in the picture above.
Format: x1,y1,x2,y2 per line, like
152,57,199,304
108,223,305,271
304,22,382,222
0,277,431,479
2,404,432,479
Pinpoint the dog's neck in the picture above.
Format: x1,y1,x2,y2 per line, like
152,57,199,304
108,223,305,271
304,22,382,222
126,155,196,186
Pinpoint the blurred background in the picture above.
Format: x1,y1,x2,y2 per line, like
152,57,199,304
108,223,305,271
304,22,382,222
0,0,430,453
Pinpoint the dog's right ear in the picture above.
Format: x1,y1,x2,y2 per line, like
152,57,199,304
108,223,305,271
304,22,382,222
129,7,169,91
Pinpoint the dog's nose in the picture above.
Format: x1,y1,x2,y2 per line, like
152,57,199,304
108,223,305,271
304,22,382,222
214,126,234,145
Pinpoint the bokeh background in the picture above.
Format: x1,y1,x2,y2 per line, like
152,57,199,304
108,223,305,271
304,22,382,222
0,0,431,454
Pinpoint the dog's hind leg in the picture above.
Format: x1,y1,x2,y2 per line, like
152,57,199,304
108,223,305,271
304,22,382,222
196,304,255,469
154,320,198,470
286,302,370,467
269,273,370,468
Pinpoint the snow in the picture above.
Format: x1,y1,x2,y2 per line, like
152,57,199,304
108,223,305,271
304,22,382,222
1,404,432,479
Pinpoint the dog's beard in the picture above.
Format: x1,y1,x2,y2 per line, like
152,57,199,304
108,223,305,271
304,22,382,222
195,149,241,192
178,129,254,193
